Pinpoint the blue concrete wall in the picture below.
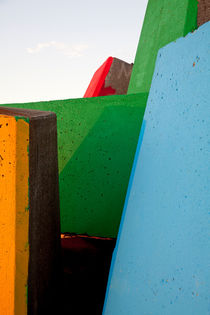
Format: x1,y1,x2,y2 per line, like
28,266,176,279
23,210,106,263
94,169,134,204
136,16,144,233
103,22,210,315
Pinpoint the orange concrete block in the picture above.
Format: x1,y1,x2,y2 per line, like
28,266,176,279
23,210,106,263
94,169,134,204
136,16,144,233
0,115,29,315
0,108,60,315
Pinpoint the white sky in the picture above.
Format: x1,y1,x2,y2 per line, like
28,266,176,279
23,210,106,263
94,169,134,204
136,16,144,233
0,0,148,104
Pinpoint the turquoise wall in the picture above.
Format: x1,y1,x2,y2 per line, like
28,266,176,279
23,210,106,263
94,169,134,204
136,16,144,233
104,22,210,314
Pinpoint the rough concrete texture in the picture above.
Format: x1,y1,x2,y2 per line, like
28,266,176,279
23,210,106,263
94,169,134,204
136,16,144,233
0,114,29,315
0,94,148,237
127,0,198,94
0,107,60,315
84,57,133,97
104,22,210,315
197,0,210,26
104,58,133,95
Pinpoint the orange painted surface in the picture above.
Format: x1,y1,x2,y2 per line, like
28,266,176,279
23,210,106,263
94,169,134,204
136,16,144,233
0,116,16,315
0,115,29,315
15,118,29,315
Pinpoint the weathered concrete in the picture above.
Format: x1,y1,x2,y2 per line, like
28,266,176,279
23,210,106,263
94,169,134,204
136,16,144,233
104,22,210,315
127,0,198,94
0,114,28,315
0,107,60,315
84,57,133,97
103,58,133,95
197,0,210,26
0,94,148,237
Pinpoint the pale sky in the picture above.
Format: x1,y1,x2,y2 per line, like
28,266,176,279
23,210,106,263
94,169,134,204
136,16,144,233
0,0,148,104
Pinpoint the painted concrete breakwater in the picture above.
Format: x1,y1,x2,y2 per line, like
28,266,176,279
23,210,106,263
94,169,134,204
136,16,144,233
84,57,133,97
103,22,210,315
0,107,60,315
127,0,198,94
0,93,148,237
0,114,29,315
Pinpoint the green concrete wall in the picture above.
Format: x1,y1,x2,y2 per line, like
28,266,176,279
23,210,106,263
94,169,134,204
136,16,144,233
1,94,148,237
128,0,198,94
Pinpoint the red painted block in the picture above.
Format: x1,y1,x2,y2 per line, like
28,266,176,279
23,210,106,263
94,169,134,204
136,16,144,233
84,57,133,97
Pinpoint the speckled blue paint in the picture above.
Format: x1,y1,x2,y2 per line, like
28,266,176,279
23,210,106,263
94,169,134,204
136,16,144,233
103,22,210,315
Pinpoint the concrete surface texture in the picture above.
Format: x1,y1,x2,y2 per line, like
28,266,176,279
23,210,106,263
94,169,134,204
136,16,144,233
127,0,198,95
103,58,133,95
197,0,210,26
103,22,210,315
0,94,148,237
0,107,60,315
84,57,133,97
0,113,29,315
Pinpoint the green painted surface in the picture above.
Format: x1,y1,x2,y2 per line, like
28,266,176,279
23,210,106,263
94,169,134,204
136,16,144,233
128,0,198,94
1,94,148,237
